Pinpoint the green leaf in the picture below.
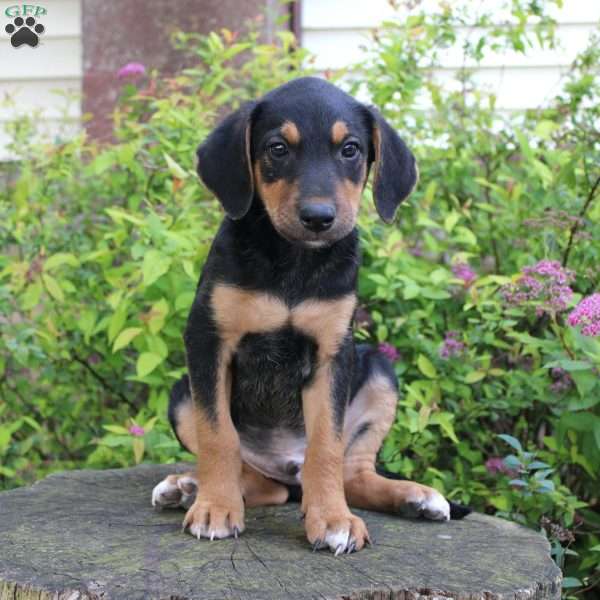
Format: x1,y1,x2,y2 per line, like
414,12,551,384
175,291,195,312
453,226,478,247
431,412,458,443
113,327,143,352
147,298,169,334
417,354,437,379
534,120,558,139
44,253,79,271
136,352,163,378
132,438,145,464
421,287,451,300
561,577,582,588
41,273,64,302
543,360,591,372
142,250,172,287
163,152,189,179
143,416,158,432
21,281,42,310
108,303,128,343
443,211,460,232
498,434,522,452
105,208,144,225
594,418,600,451
368,273,388,285
489,495,510,511
103,425,129,434
99,434,131,448
560,412,594,432
464,370,486,384
182,260,198,281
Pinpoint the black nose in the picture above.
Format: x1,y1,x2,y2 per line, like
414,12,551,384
299,203,336,232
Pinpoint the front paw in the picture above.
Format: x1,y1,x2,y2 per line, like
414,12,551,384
401,485,450,521
183,494,245,540
304,506,370,555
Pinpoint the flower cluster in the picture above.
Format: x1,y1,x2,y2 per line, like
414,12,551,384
567,293,600,337
501,260,574,316
117,62,146,79
439,331,466,359
378,342,401,362
549,367,573,393
452,262,477,286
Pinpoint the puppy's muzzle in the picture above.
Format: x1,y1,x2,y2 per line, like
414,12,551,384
299,203,336,233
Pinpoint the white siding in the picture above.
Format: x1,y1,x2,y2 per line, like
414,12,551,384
301,0,600,110
0,0,81,158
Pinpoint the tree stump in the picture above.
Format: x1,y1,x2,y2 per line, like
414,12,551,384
0,464,562,600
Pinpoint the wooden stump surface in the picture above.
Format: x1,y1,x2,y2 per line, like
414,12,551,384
0,463,562,600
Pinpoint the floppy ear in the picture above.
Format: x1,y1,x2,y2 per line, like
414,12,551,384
367,107,418,223
196,101,257,220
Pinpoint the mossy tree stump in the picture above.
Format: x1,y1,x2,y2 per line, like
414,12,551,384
0,464,561,599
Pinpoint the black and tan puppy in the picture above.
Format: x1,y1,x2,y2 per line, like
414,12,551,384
152,77,457,555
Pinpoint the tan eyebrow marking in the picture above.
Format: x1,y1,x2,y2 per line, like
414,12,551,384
331,120,349,144
280,120,301,145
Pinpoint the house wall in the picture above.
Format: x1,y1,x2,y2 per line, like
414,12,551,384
301,0,600,110
0,0,81,158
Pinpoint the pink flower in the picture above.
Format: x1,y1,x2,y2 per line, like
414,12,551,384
485,457,505,474
452,262,477,286
129,425,145,437
117,62,146,79
485,457,518,477
378,342,401,362
501,260,574,316
568,293,600,337
439,331,466,359
549,367,573,393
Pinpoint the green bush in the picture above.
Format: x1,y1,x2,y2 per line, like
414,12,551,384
1,3,599,596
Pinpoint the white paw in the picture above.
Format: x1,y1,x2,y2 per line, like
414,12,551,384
151,474,198,509
188,522,238,540
408,490,450,521
320,529,356,556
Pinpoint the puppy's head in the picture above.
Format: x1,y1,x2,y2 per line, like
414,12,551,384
197,77,417,248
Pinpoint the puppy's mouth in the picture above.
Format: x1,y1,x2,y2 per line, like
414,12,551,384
274,223,353,250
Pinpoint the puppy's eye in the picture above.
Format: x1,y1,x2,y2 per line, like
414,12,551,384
341,142,360,159
268,142,289,159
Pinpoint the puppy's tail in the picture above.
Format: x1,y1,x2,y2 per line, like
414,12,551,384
375,466,472,520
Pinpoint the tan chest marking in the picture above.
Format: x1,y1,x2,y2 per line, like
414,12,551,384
291,295,356,360
211,284,355,357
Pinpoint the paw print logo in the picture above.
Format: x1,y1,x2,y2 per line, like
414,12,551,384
5,16,45,48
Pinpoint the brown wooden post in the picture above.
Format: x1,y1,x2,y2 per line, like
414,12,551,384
81,0,293,141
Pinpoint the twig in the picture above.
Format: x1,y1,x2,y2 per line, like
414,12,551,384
562,173,600,267
72,355,137,410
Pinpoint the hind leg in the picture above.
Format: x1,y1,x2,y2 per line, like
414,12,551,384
152,377,289,510
343,347,450,520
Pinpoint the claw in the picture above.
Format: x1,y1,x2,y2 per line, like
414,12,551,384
312,539,322,552
346,541,356,554
335,544,345,556
210,531,216,541
233,526,240,539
